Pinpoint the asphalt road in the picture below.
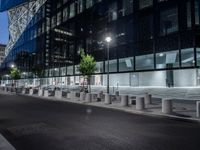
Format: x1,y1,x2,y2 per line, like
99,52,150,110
0,93,200,150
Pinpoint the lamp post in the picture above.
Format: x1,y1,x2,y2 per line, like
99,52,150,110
105,36,112,94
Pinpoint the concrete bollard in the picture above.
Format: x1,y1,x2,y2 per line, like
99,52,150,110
55,90,62,99
104,93,111,105
197,101,200,118
80,92,86,101
44,90,49,97
121,95,129,107
162,99,173,114
29,89,33,95
145,93,152,105
38,89,44,96
136,96,145,110
85,93,92,103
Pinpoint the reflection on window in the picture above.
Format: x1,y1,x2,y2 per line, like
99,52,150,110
86,0,93,9
96,62,104,73
136,54,154,70
77,0,84,14
105,59,117,72
119,57,134,72
109,2,118,21
75,65,80,75
51,15,56,28
57,11,62,26
187,2,192,28
139,0,153,9
60,67,66,76
122,0,133,16
181,48,194,67
156,50,179,69
160,7,178,36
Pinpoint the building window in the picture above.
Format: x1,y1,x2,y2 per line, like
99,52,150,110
139,0,153,9
156,50,180,69
69,3,75,18
136,54,154,70
187,2,192,28
63,7,68,22
119,57,134,72
95,61,104,73
57,11,62,26
160,7,178,36
67,66,74,75
109,2,118,21
181,48,194,67
51,15,56,28
77,0,84,14
105,59,117,73
86,0,93,9
195,0,200,25
60,67,66,76
122,0,133,16
197,48,200,66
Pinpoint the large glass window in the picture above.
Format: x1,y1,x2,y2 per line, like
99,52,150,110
156,50,180,69
77,0,84,14
119,57,134,72
95,61,104,73
67,66,74,75
57,11,62,26
122,0,133,15
51,15,56,28
86,0,93,9
105,59,117,73
160,7,178,36
60,67,66,76
181,48,194,67
136,54,154,70
139,0,153,9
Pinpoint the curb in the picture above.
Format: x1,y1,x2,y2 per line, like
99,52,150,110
0,134,16,150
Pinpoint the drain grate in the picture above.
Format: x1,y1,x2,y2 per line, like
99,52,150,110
6,123,49,137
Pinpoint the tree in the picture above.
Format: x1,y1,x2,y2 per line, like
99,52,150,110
78,50,97,93
10,67,21,87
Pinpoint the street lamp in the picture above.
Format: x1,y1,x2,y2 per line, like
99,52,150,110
105,36,112,93
11,64,15,68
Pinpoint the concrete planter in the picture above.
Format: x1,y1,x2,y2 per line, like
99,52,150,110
145,93,152,105
104,93,111,105
85,93,92,103
44,90,49,97
197,101,200,118
55,90,63,99
80,92,86,101
38,89,44,96
162,99,173,114
29,89,34,95
136,96,145,110
121,95,129,107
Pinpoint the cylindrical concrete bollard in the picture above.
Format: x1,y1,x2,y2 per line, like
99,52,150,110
162,99,173,114
197,101,200,118
104,93,111,105
136,96,145,110
121,95,129,107
85,93,92,103
145,93,152,105
80,92,86,101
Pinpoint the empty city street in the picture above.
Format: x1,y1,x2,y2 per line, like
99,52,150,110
0,93,200,150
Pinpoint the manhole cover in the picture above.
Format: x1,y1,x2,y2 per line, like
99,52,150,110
6,123,49,137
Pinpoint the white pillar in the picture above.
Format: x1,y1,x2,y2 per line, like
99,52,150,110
55,90,62,99
197,101,200,118
145,93,152,105
105,93,111,105
162,99,173,114
136,96,145,110
85,93,92,103
80,92,86,101
44,90,49,97
121,95,129,107
38,89,44,96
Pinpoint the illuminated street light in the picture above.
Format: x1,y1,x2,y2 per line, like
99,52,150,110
105,36,112,94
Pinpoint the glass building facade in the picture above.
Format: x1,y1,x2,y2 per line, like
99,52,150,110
1,0,200,87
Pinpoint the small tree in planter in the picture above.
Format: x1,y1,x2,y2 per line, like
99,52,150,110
32,64,43,88
78,50,97,93
10,67,21,87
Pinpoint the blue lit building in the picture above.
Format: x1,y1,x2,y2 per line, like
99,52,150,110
1,0,200,87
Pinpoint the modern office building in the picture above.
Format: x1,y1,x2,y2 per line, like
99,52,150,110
0,0,200,87
0,44,6,66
